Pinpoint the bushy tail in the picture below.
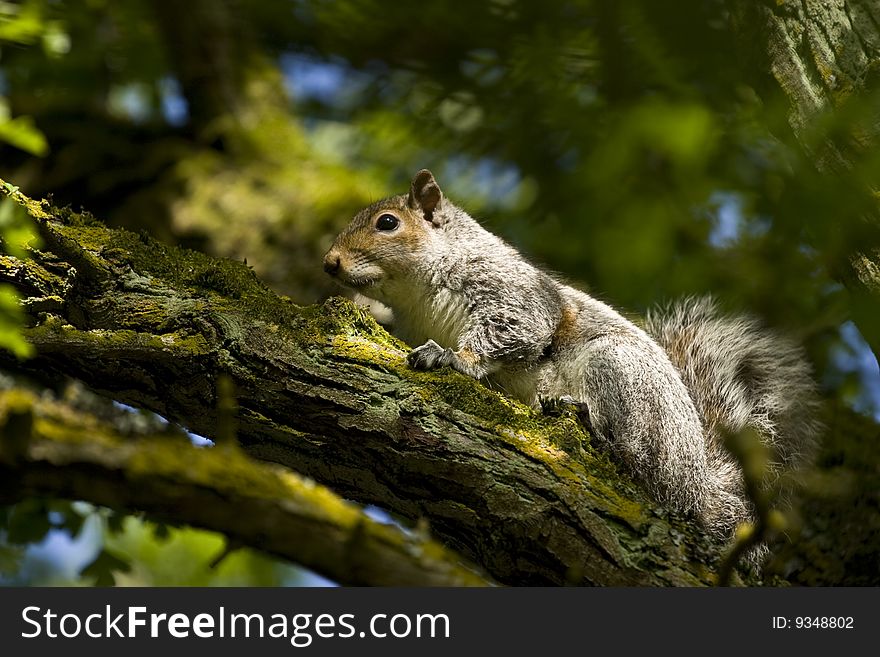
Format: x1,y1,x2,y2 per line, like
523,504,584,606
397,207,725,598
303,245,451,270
645,297,821,535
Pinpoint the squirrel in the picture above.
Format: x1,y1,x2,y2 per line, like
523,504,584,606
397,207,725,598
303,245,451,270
323,169,821,548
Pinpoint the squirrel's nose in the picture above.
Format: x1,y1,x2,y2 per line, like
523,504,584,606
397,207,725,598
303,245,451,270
323,253,341,276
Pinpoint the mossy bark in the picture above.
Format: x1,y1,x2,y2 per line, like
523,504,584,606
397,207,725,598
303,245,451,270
0,388,489,587
0,180,727,586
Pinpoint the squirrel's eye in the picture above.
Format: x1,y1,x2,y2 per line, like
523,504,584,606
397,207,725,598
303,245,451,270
376,214,400,231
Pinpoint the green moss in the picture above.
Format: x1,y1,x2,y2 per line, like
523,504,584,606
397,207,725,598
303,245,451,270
118,299,176,331
0,254,66,297
0,179,51,221
331,334,405,368
19,198,292,323
50,206,104,227
37,417,119,449
25,320,212,357
193,266,245,299
317,296,404,348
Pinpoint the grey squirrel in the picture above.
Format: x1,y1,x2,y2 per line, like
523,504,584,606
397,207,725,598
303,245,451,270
323,169,821,545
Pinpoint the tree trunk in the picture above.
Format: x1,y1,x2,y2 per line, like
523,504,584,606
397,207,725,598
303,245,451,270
729,0,880,356
151,0,289,142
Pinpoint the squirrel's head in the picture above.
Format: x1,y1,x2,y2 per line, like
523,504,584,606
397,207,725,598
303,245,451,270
323,169,449,296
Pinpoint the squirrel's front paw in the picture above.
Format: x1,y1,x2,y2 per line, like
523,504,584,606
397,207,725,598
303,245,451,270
408,340,449,370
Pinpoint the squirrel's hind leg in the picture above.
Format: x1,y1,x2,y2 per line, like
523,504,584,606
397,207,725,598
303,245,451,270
539,395,596,437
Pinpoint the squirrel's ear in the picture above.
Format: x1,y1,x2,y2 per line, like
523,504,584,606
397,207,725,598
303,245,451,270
408,169,444,226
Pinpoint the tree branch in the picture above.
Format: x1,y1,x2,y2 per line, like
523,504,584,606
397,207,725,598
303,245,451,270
0,179,722,585
0,386,490,586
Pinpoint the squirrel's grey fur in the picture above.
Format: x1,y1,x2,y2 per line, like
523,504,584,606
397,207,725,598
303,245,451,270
324,169,821,544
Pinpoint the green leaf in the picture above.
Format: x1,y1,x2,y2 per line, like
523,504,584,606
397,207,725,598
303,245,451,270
152,522,171,542
5,500,52,545
0,284,33,359
0,0,46,45
0,544,24,577
0,116,49,156
0,196,41,258
105,510,127,534
48,501,87,537
81,548,132,587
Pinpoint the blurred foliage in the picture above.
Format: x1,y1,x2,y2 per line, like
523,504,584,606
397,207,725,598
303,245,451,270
0,0,50,360
0,184,38,358
0,0,54,155
1,499,89,583
1,501,310,586
0,0,877,584
103,514,307,586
